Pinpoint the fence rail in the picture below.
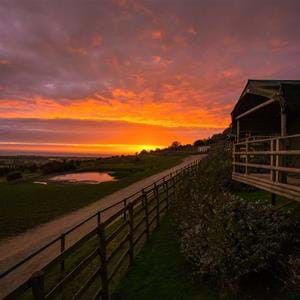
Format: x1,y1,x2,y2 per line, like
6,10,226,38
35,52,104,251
232,134,300,201
1,160,201,300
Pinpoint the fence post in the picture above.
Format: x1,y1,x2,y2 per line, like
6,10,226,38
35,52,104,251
128,203,134,265
270,139,275,181
164,178,169,210
60,233,66,271
142,189,150,241
97,211,101,225
275,138,280,182
154,183,160,227
245,139,249,175
31,271,45,300
172,174,176,200
233,144,236,173
98,223,109,300
123,198,127,220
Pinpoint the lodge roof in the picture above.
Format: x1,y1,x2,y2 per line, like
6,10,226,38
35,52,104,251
231,79,300,119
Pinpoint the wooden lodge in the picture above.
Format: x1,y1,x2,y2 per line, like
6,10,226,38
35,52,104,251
231,79,300,202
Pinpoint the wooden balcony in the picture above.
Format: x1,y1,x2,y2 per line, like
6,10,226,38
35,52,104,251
232,134,300,202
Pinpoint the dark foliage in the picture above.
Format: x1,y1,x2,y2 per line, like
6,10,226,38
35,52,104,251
172,147,300,297
41,160,77,175
6,171,23,181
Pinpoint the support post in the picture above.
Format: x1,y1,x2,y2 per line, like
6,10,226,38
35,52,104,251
280,105,287,183
142,189,150,241
128,203,134,265
245,140,249,175
164,178,169,210
97,211,101,225
281,111,287,136
172,175,176,200
270,139,275,181
275,139,280,182
60,233,66,271
236,119,240,142
31,271,45,300
271,193,276,206
233,144,236,173
98,224,109,300
154,183,160,227
123,198,127,220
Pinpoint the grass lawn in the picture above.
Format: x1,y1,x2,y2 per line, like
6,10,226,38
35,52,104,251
112,216,218,300
0,153,191,240
113,214,300,300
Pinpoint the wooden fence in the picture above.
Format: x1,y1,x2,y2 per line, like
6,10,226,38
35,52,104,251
2,160,201,300
232,134,300,201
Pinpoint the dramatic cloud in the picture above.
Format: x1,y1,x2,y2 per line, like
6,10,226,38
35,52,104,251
0,118,217,155
0,0,300,154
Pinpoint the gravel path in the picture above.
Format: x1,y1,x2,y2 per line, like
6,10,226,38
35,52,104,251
0,155,203,298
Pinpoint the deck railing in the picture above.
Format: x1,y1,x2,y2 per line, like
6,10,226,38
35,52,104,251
232,134,300,201
1,160,201,300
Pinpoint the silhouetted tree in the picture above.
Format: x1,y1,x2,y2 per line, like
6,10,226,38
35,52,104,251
170,141,181,149
139,149,148,155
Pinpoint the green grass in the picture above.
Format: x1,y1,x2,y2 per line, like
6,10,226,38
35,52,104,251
0,153,189,240
112,216,218,300
16,181,169,299
113,214,300,300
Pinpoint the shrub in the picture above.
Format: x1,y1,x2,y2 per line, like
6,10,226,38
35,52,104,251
197,147,250,192
42,160,77,175
0,167,14,177
172,149,300,297
6,171,23,181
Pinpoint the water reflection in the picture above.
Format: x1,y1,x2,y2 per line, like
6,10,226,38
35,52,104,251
35,172,116,184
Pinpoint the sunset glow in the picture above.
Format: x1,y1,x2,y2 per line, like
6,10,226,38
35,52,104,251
1,0,300,155
0,142,163,156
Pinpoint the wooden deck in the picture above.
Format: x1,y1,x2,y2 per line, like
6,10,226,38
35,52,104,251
232,172,300,201
232,134,300,202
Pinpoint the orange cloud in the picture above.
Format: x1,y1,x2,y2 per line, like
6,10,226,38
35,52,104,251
222,68,240,78
0,142,164,155
0,92,230,129
91,35,103,46
0,59,10,65
66,47,88,56
153,55,161,63
187,27,197,35
151,30,164,39
112,88,136,98
270,38,289,52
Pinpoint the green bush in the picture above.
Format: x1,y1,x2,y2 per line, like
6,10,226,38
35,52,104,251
41,160,77,175
197,147,251,192
172,148,300,297
6,171,23,181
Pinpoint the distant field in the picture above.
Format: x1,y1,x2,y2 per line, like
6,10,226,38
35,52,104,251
0,152,191,240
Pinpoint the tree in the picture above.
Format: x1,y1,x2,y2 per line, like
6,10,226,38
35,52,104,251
139,149,148,155
6,171,22,181
170,141,181,149
193,139,205,147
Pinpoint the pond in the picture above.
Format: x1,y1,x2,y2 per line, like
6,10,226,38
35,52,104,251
35,172,116,185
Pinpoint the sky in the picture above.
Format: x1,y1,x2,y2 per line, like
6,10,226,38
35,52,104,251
0,0,300,155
